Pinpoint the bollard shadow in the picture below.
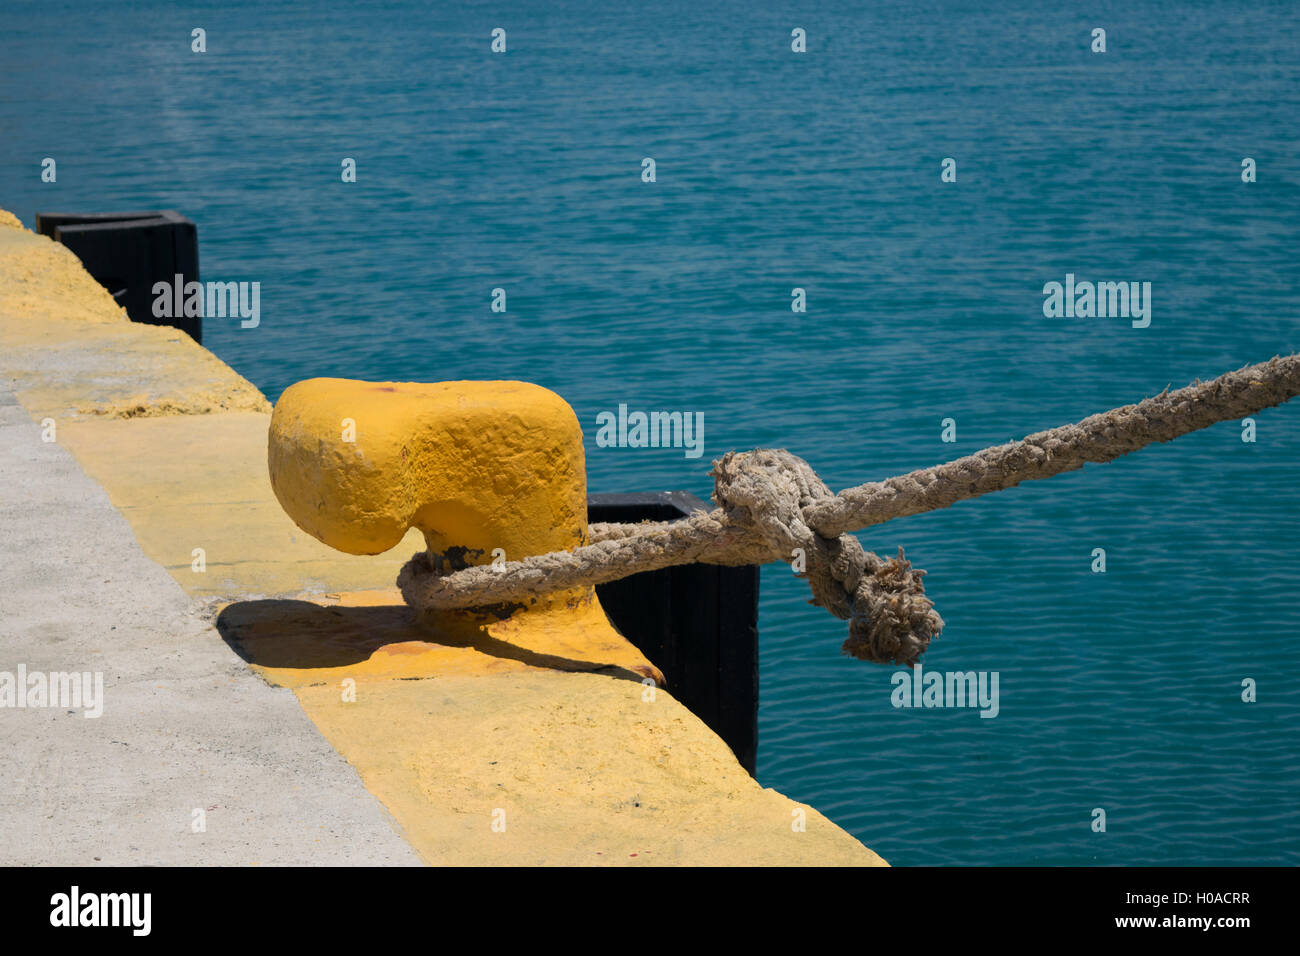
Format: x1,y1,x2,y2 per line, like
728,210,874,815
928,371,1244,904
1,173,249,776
215,598,657,685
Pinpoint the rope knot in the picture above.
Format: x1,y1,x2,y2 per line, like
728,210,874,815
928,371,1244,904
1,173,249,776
711,450,943,667
710,448,820,553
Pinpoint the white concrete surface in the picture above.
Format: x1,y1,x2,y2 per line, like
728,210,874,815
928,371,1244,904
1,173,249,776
0,387,421,865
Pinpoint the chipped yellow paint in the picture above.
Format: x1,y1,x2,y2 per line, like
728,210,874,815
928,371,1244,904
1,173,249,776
0,218,267,421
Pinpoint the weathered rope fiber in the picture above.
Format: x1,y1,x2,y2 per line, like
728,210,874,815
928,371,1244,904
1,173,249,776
399,353,1300,666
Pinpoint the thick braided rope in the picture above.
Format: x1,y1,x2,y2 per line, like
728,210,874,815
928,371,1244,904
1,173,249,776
807,353,1300,536
399,353,1300,665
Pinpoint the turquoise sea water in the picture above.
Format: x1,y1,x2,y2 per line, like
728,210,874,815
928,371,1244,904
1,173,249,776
3,0,1298,865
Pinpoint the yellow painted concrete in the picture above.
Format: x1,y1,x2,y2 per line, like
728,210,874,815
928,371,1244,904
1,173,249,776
55,412,423,599
297,671,884,865
0,208,887,865
0,222,267,421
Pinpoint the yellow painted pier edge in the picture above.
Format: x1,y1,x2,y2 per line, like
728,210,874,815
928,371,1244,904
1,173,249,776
0,208,886,866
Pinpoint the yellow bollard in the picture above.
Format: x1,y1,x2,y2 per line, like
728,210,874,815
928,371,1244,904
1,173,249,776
267,377,661,681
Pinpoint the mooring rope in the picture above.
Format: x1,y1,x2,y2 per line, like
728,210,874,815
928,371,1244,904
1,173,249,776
398,353,1300,666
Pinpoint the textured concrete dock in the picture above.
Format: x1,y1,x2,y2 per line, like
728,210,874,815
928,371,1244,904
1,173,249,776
0,208,885,865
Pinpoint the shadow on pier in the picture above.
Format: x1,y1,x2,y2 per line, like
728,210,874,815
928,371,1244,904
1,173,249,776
215,597,660,687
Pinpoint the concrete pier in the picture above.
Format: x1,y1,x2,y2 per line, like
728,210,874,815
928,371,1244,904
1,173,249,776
0,208,885,866
0,386,419,865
